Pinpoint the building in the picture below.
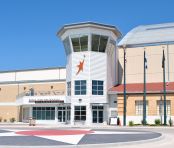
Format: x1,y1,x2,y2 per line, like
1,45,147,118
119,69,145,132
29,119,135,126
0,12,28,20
0,22,173,125
110,22,174,125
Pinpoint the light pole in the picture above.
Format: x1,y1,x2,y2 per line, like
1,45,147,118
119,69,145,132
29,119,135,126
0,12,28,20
123,45,127,126
162,47,167,125
143,50,147,125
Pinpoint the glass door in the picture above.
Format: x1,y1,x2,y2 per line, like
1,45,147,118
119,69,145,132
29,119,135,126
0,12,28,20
57,106,71,123
92,106,104,123
57,107,66,122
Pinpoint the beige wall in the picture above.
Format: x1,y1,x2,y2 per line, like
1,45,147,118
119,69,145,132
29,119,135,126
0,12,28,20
119,44,174,84
0,81,66,122
118,94,174,116
0,85,18,102
0,106,19,122
18,82,66,95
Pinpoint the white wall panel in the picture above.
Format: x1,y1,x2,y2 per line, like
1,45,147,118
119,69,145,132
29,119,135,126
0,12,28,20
0,72,16,82
16,69,62,81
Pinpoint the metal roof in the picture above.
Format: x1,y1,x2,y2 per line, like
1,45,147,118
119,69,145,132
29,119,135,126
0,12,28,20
118,22,174,47
57,21,122,38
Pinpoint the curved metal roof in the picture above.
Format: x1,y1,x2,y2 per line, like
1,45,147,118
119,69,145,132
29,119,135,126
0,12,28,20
118,22,174,47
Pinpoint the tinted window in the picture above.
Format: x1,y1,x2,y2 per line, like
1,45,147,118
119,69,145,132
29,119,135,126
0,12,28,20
63,37,71,55
75,80,87,95
71,37,80,52
71,35,88,52
92,34,108,52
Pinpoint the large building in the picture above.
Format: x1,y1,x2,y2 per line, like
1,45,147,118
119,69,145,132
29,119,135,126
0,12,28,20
0,22,173,125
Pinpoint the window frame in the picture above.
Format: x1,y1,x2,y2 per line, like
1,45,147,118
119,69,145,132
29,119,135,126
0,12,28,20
157,100,171,116
74,80,87,95
91,34,108,53
32,107,55,120
92,80,104,95
71,34,88,52
67,81,71,96
63,37,71,55
74,106,86,121
135,100,148,116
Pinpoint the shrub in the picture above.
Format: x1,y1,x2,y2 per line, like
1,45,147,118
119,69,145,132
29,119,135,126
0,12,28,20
154,119,161,125
141,120,148,125
10,117,15,123
3,119,7,122
129,121,134,126
169,118,173,126
0,117,2,122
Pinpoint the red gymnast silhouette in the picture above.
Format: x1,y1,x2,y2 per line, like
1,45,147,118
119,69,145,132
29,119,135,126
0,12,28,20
76,55,85,75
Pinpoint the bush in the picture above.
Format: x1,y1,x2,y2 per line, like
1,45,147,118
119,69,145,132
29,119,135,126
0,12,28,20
129,121,134,126
154,119,161,125
0,117,2,122
169,118,173,126
141,120,148,125
3,119,7,122
10,118,15,123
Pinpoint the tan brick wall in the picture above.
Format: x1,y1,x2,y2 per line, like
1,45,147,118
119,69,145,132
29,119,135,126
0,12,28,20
0,85,18,102
118,94,174,116
18,82,66,95
0,106,19,122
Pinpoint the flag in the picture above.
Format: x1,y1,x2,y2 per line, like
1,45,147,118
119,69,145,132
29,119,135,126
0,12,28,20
124,50,127,63
144,51,148,69
162,50,165,68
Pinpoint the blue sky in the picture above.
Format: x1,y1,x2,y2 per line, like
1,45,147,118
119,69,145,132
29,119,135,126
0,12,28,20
0,0,174,71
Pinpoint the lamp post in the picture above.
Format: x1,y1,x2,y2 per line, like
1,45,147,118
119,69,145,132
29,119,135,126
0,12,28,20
123,45,127,126
143,50,147,125
162,47,167,125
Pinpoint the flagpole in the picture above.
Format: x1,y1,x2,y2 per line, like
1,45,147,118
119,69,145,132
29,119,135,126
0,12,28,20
143,50,147,125
123,45,127,126
162,49,167,125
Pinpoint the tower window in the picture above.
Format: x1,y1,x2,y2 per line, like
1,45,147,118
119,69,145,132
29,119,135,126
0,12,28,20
71,35,88,52
63,37,71,55
92,34,108,52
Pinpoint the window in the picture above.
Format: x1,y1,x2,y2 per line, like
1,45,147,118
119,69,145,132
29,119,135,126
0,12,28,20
157,100,171,116
92,34,108,52
74,106,86,121
67,82,71,96
75,80,86,95
92,80,103,95
32,107,55,120
135,100,148,116
63,37,71,55
71,35,88,52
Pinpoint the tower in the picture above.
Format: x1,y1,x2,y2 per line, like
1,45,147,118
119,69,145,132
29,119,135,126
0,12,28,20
57,22,121,125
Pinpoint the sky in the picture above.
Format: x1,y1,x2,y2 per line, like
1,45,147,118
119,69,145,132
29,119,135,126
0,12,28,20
0,0,174,71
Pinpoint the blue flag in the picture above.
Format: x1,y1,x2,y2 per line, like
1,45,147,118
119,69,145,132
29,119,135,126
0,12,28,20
144,51,148,69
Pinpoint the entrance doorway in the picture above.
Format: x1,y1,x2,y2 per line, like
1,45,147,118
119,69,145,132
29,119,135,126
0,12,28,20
92,106,104,123
57,106,71,123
